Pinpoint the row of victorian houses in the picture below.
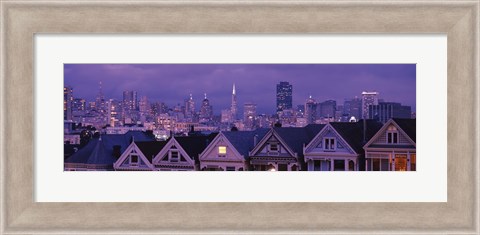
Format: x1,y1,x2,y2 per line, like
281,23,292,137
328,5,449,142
64,118,416,171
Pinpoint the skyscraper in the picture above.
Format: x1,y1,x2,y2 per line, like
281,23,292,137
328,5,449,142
243,102,257,130
231,84,238,121
200,93,213,121
123,90,138,123
362,91,379,118
276,81,293,113
96,81,106,113
184,94,195,119
305,95,317,124
63,86,73,121
123,90,138,111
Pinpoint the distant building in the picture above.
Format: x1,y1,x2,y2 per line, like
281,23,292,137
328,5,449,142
367,102,412,123
184,94,195,119
318,100,336,119
304,96,317,124
72,98,86,111
123,90,138,111
200,93,213,122
276,81,293,113
343,97,362,121
231,84,238,120
221,109,233,123
362,91,379,118
243,103,257,130
64,86,73,121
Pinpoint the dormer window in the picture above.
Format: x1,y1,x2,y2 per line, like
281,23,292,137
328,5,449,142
130,154,139,166
324,138,336,150
218,146,227,157
170,151,179,162
386,125,399,144
268,143,279,152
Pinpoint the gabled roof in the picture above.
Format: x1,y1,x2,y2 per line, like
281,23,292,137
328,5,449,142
273,124,325,156
392,118,416,142
330,120,383,154
135,141,168,162
222,129,269,157
175,133,218,162
65,131,155,166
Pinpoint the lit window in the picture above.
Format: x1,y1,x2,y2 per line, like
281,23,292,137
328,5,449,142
218,146,227,156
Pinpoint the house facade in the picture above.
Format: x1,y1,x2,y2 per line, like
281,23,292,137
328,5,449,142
152,134,217,171
303,121,382,171
113,141,165,171
363,118,416,171
64,131,155,171
248,125,323,171
198,129,268,171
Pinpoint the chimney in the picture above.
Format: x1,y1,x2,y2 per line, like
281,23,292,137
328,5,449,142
112,145,121,159
254,134,259,146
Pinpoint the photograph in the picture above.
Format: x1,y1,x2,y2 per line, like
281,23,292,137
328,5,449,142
64,64,416,171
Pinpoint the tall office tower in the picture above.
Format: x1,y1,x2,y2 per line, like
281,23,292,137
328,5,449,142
95,81,106,113
368,102,412,123
123,90,138,111
243,102,257,130
230,84,238,121
304,95,317,124
362,91,379,118
107,99,123,127
184,94,195,119
318,100,337,119
200,93,213,121
138,96,150,115
276,81,293,113
63,86,73,120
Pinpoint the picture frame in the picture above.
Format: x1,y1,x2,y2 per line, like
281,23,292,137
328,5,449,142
1,0,478,234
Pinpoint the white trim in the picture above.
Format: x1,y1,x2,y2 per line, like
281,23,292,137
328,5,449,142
152,137,195,166
113,142,155,170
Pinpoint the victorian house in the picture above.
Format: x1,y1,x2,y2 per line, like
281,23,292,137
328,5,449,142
248,125,324,171
198,129,268,171
303,120,383,171
152,134,217,171
363,118,416,171
65,131,155,171
113,141,166,171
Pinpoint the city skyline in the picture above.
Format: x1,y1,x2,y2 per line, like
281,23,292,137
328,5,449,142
64,64,416,115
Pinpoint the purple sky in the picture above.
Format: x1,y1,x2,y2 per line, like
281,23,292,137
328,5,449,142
64,64,416,114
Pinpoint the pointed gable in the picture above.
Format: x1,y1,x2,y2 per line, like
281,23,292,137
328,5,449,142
364,118,416,149
250,125,323,158
114,141,155,170
305,120,383,155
